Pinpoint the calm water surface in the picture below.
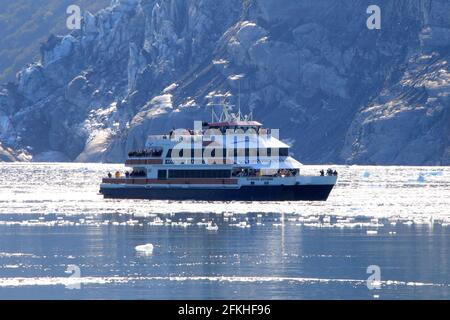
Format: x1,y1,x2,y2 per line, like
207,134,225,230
0,163,449,299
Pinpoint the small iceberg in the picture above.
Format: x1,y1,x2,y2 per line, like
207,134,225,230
366,230,378,235
206,222,219,231
135,243,154,255
417,173,426,183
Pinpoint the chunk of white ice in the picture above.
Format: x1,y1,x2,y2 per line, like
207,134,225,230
206,223,219,231
135,244,154,255
417,174,426,183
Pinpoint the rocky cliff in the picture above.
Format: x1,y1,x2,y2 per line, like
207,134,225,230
0,0,109,83
0,0,449,165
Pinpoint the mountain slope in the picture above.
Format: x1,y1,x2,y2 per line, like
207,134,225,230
0,0,449,165
0,0,109,83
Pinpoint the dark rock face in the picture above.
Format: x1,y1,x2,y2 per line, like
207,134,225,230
0,0,110,83
0,0,449,165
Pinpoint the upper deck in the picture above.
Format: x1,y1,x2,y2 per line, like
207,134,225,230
205,120,262,128
127,103,296,169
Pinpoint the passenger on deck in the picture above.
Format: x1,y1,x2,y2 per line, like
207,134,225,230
108,172,112,178
125,171,130,178
333,170,338,176
320,169,324,176
115,171,121,178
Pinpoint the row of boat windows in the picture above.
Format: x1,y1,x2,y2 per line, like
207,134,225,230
155,168,299,180
128,148,163,158
166,148,289,158
158,169,231,179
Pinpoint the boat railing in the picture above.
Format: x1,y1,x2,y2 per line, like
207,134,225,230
102,177,238,185
147,134,204,143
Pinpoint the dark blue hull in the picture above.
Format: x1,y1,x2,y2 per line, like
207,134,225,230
100,184,335,201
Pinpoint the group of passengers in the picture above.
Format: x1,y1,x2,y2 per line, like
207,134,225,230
128,149,163,158
320,169,338,176
278,169,299,177
232,169,258,177
232,168,299,178
107,171,122,179
107,170,146,179
125,170,146,178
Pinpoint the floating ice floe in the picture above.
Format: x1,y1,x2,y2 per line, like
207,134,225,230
133,212,157,218
366,230,378,235
135,244,154,255
272,223,283,227
206,223,219,231
149,217,164,226
417,174,426,183
230,221,250,228
297,216,320,223
1,165,449,234
0,252,38,258
171,221,190,228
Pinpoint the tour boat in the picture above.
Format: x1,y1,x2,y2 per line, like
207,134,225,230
99,104,337,201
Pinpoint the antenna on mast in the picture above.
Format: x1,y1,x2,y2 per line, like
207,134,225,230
228,74,245,120
206,92,234,122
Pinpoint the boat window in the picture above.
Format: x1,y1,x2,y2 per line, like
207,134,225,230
157,170,167,180
279,148,289,157
130,170,146,177
168,170,231,179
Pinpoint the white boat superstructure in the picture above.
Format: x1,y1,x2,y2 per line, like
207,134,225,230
100,104,337,201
